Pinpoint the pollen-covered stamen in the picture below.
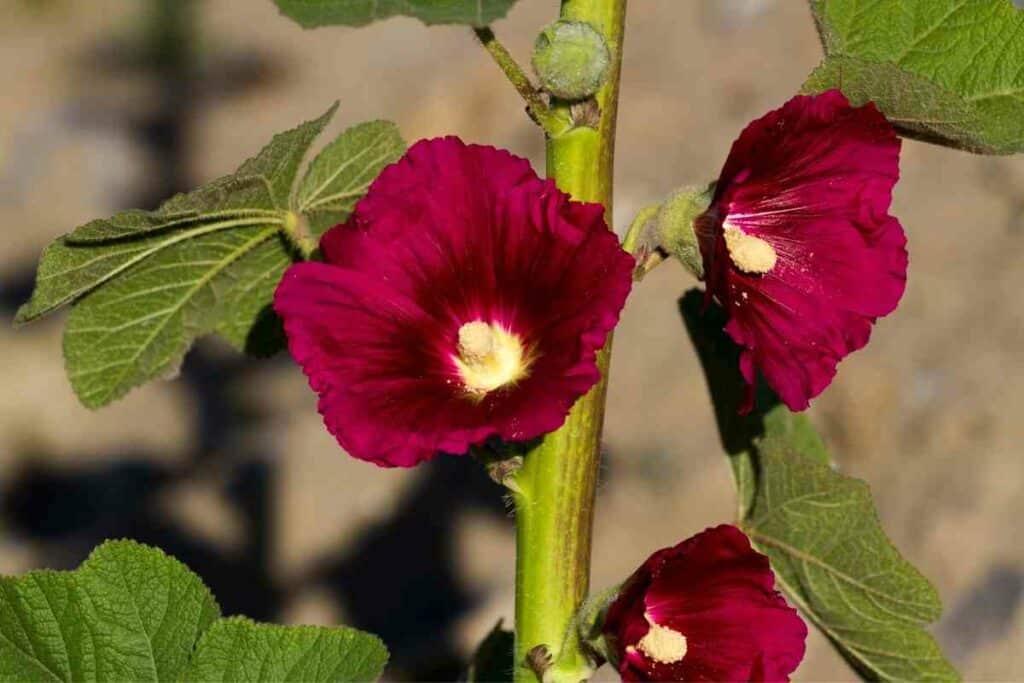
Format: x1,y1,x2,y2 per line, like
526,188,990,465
635,613,688,664
454,320,530,398
722,220,777,275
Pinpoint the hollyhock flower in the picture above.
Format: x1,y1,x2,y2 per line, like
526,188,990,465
274,137,633,467
695,90,907,413
602,525,806,682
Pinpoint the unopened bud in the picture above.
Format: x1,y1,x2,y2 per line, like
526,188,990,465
532,20,611,101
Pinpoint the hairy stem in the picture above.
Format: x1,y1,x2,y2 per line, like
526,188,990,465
511,2,628,682
473,27,571,136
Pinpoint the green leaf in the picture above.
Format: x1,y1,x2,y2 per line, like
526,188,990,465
14,205,279,325
677,292,828,518
465,620,514,683
16,104,404,408
680,291,959,682
272,0,520,28
61,223,288,407
65,177,283,245
804,0,1024,154
0,541,390,683
14,103,337,327
296,120,405,239
185,617,388,682
0,540,220,683
236,103,339,207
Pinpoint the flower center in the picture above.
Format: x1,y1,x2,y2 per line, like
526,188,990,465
454,320,529,399
634,613,688,665
722,220,777,275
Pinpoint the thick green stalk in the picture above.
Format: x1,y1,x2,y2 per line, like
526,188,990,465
511,1,627,682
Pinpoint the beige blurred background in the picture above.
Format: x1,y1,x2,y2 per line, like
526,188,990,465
2,1,1023,680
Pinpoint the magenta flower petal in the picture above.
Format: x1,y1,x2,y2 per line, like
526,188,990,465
697,90,907,412
603,525,807,682
274,137,634,467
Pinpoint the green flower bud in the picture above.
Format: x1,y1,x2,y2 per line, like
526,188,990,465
654,183,715,279
531,20,611,101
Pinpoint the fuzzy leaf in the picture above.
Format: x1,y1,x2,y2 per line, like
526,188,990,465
0,540,220,683
236,103,340,206
272,0,519,28
0,541,390,683
16,105,404,408
15,104,336,329
296,120,405,238
64,176,282,245
61,224,288,407
13,188,279,325
680,291,958,682
185,618,388,682
804,0,1024,154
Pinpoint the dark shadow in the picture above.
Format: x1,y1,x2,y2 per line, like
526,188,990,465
1,456,282,621
244,302,288,358
302,457,509,681
678,290,772,461
0,265,42,318
937,565,1024,664
3,457,171,543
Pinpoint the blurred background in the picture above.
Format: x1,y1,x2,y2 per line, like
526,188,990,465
2,1,1023,680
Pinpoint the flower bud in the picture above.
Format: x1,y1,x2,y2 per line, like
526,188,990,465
653,183,714,279
531,20,611,101
601,525,806,681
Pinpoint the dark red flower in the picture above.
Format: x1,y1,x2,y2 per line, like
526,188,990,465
603,525,806,682
273,137,633,467
696,90,907,413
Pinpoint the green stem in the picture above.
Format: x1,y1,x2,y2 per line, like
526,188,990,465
473,27,572,136
511,2,627,682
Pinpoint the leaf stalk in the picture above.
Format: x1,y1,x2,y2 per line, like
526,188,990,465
472,27,572,136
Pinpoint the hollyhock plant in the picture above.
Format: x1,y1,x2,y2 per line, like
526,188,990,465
273,137,634,467
14,1,976,679
695,90,907,413
602,525,807,682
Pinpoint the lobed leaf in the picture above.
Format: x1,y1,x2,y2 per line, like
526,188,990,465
680,291,958,682
272,0,520,28
236,103,339,207
14,104,335,331
0,540,219,683
61,225,288,408
185,618,388,682
804,0,1024,154
0,541,390,683
16,104,405,408
14,208,278,327
65,176,280,244
297,120,405,239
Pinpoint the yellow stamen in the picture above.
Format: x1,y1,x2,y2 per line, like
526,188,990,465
636,614,688,664
454,320,530,399
723,220,777,275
